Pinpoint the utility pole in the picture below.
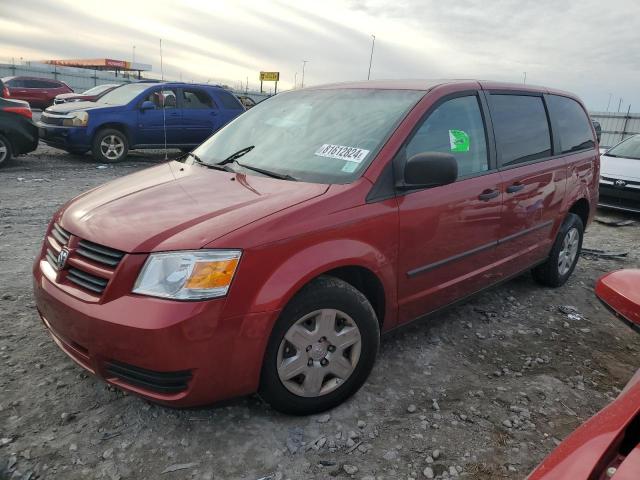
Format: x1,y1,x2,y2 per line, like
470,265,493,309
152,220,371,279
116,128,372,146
294,72,298,89
368,35,376,80
618,97,623,113
301,60,308,88
606,93,612,112
522,71,526,84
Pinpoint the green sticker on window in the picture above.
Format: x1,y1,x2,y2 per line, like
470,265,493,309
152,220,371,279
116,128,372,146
449,129,470,152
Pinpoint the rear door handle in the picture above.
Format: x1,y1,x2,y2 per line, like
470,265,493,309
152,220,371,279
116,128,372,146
506,183,525,194
478,189,500,201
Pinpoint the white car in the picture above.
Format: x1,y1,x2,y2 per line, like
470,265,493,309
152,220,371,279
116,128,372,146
599,134,640,213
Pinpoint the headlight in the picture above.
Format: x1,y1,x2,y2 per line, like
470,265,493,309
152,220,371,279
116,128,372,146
62,111,89,127
133,250,241,300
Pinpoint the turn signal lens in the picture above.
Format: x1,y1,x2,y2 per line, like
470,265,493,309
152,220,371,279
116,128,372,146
185,258,239,289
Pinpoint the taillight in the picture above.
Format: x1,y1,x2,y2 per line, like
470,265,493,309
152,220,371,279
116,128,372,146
2,86,9,97
2,106,32,120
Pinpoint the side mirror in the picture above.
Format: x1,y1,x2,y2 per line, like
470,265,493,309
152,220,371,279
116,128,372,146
399,152,458,190
140,100,155,111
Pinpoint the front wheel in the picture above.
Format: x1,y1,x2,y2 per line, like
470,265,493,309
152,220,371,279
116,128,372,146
92,128,128,163
532,213,584,287
0,134,12,167
259,276,380,415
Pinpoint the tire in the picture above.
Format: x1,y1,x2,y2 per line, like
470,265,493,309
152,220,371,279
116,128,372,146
92,128,128,163
260,275,380,415
0,134,13,167
532,213,584,287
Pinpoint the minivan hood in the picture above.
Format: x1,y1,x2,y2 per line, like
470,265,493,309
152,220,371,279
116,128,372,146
45,101,114,114
601,154,640,181
59,162,329,252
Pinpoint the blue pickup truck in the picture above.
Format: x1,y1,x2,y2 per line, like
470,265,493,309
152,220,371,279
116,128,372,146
38,82,245,162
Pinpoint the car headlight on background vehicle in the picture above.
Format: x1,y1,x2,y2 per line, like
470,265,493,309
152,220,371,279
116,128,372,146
133,250,241,300
62,111,89,127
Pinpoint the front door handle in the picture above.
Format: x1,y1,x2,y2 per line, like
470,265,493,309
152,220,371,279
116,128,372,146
506,183,525,194
478,189,500,201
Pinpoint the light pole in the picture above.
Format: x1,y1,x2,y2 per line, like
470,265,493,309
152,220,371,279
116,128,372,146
294,72,298,89
367,34,376,80
301,60,308,88
522,71,527,84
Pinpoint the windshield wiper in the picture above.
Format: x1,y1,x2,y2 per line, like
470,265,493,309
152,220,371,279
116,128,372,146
188,151,234,172
218,146,255,165
236,161,298,181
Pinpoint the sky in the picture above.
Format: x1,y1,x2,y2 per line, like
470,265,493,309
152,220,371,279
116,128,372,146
0,0,639,110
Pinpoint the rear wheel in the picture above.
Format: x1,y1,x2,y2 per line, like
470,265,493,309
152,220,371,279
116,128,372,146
260,276,380,415
533,213,584,287
0,134,13,167
92,128,128,163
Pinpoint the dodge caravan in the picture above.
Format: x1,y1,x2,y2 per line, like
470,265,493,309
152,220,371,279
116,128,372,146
33,80,599,414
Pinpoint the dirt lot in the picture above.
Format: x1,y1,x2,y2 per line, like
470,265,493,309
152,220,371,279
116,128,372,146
1,145,639,480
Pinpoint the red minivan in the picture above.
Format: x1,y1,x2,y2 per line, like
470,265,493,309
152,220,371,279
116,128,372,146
2,76,73,109
33,80,599,414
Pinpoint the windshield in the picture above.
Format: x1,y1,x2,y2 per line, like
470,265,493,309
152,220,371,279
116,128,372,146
606,135,640,160
191,88,424,183
83,84,115,96
98,83,151,106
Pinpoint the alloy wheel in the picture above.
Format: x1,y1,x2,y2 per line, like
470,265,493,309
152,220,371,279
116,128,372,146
100,135,125,161
558,227,579,276
277,309,362,397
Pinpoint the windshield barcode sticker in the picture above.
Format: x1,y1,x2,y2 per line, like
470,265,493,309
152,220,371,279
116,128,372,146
315,144,370,163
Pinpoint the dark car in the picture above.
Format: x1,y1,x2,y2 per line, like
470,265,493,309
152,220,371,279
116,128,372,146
38,81,245,161
1,76,73,109
54,84,120,104
33,80,599,414
0,97,38,167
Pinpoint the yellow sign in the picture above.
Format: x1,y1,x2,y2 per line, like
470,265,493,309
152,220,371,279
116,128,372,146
260,71,280,82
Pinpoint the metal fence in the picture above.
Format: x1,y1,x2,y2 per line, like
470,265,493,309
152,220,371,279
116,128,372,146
0,61,271,104
589,110,640,148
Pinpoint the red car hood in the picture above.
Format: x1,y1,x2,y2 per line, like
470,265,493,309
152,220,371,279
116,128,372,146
57,161,329,252
595,269,640,330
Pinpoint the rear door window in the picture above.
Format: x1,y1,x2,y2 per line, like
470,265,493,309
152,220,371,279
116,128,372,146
489,94,552,167
405,95,489,177
182,88,215,109
546,95,595,153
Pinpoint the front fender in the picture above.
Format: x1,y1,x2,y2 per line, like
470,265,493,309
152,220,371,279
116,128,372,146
225,237,398,330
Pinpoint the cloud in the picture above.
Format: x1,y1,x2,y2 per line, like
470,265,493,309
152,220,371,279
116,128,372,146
0,0,639,108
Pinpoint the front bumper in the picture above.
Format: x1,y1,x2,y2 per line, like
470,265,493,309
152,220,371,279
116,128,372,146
33,260,279,407
599,178,640,213
36,122,92,151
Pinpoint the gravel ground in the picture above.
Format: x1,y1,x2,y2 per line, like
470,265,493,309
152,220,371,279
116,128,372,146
1,145,639,480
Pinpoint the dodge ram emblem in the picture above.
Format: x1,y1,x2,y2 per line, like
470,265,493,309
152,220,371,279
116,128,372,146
57,248,69,271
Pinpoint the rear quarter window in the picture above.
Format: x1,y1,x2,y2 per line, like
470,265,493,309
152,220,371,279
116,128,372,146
546,95,595,153
215,90,243,110
489,94,552,167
